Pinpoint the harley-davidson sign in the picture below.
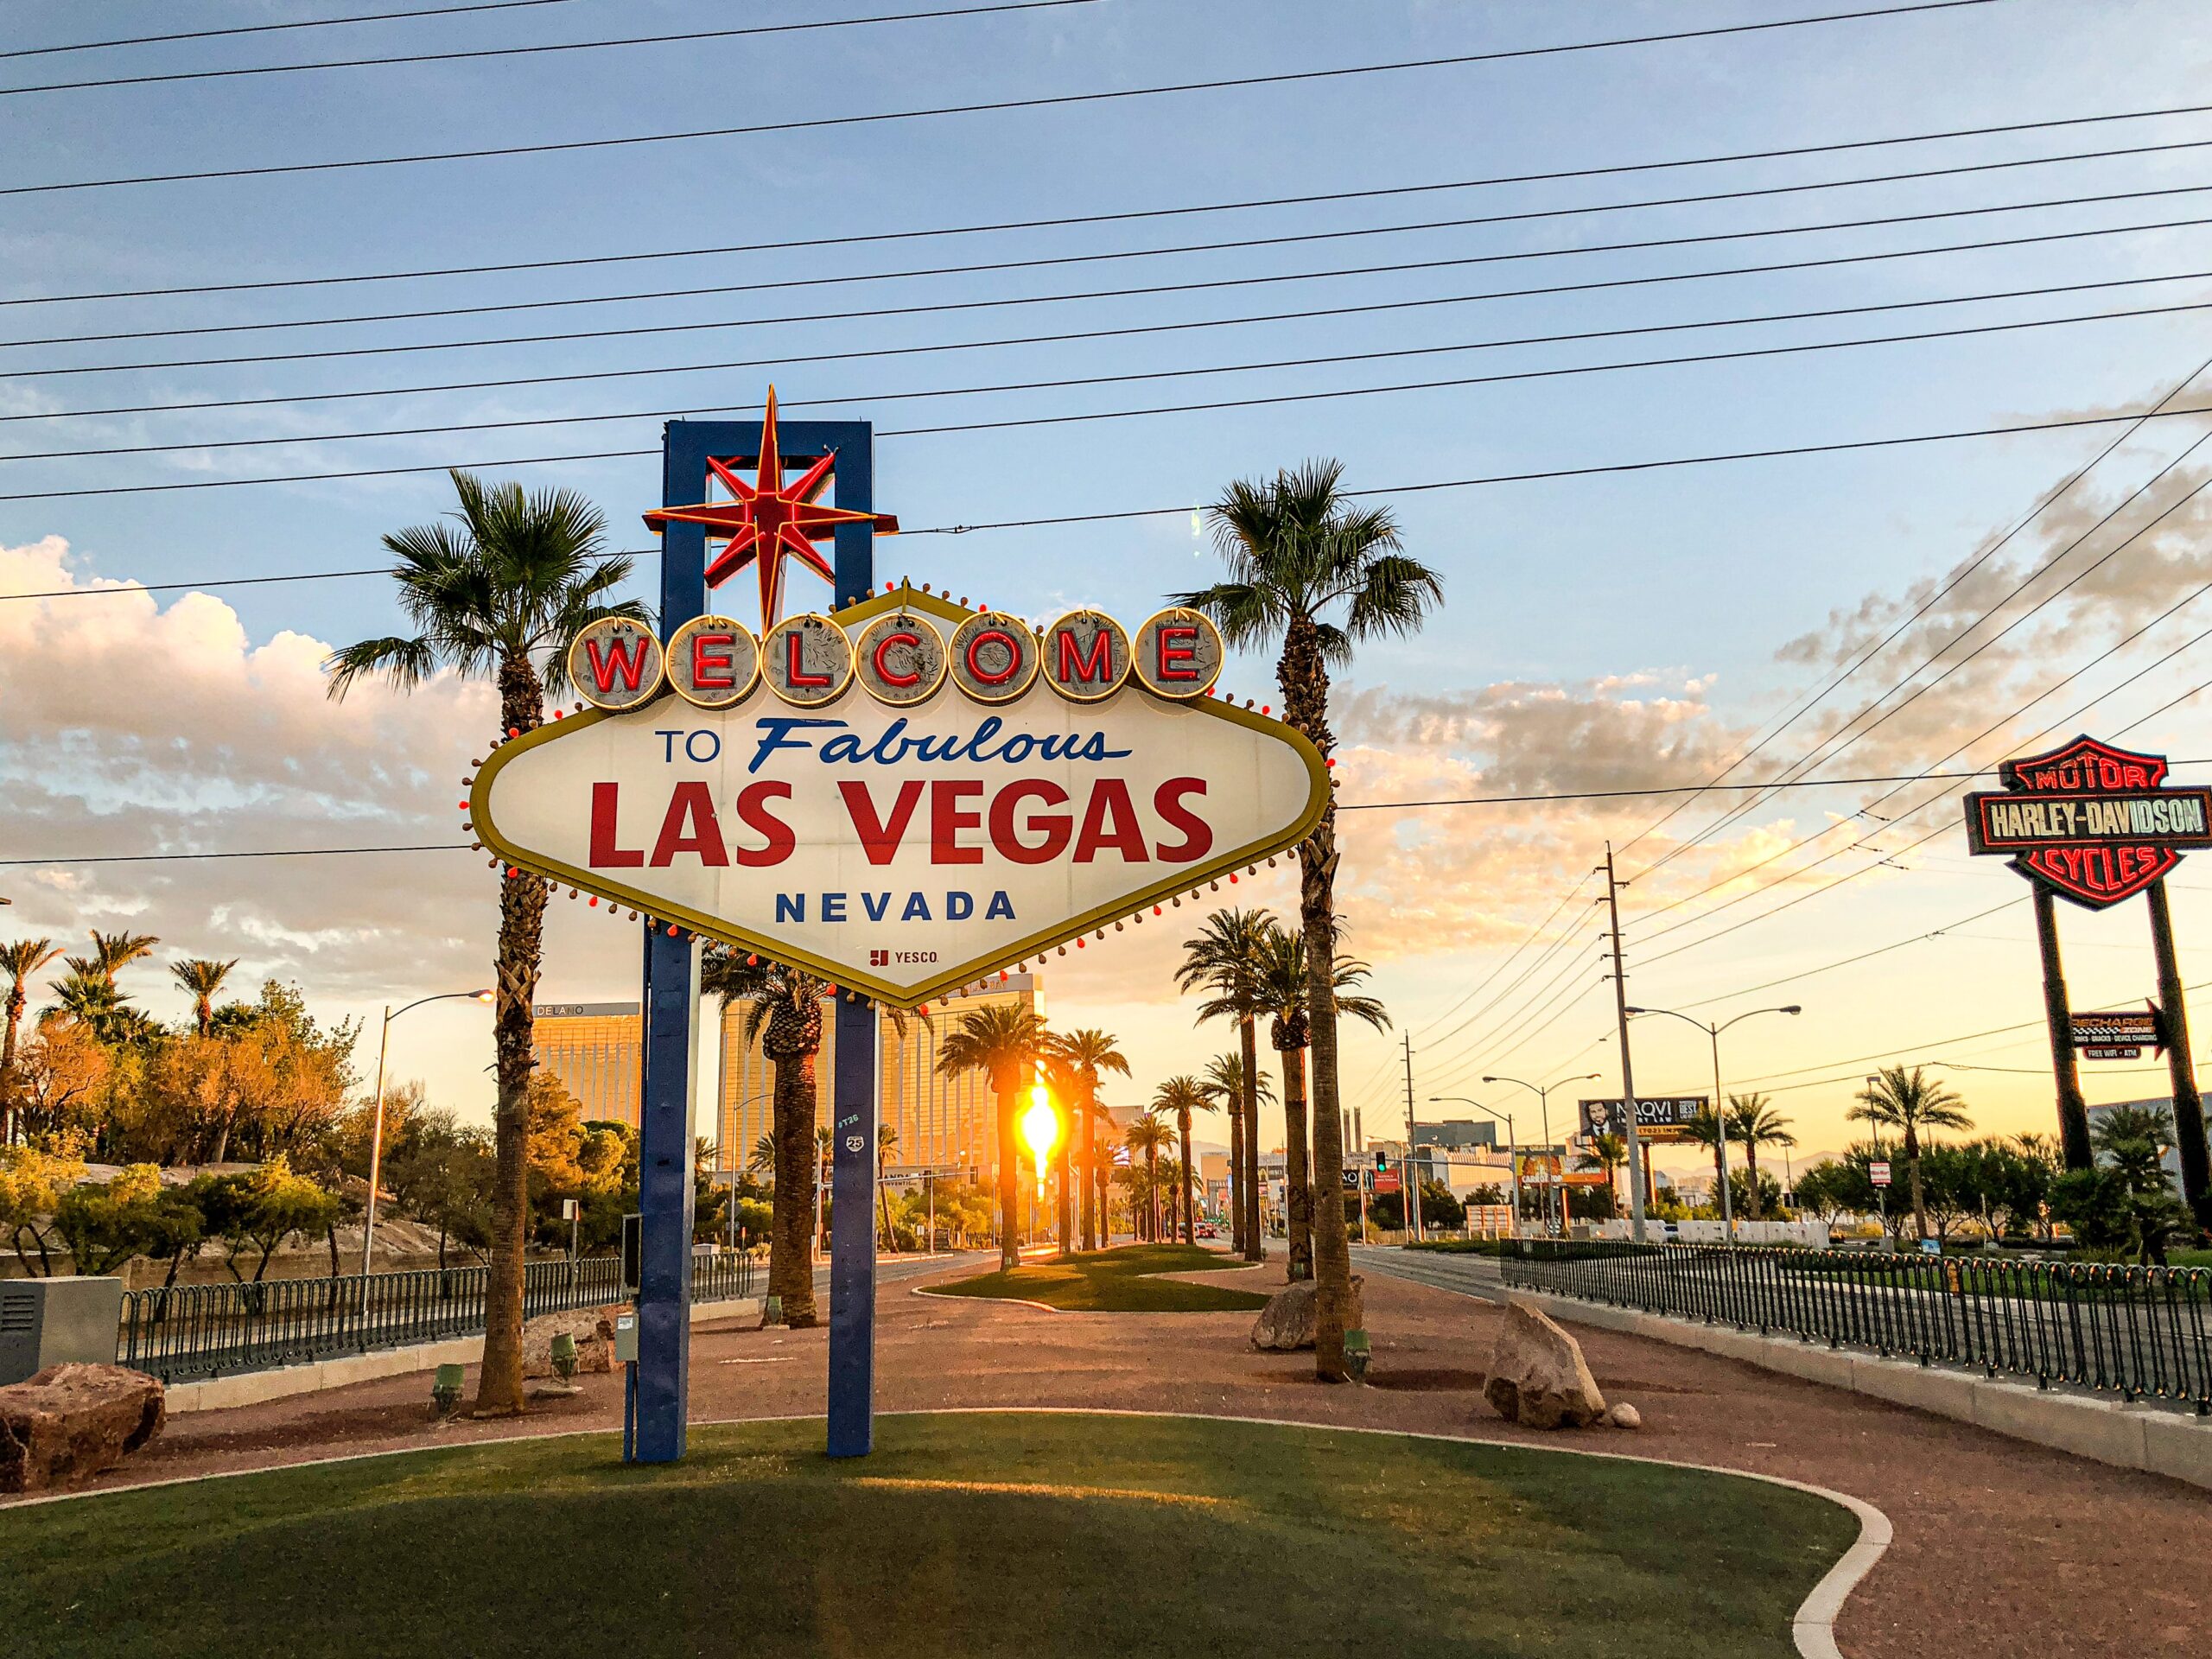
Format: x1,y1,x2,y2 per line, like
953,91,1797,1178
470,588,1327,1007
1963,735,2212,909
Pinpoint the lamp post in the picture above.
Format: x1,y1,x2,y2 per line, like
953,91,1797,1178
1481,1073,1599,1236
361,988,493,1306
1623,1004,1802,1242
1430,1096,1516,1238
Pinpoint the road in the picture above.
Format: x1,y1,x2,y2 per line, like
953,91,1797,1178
1351,1243,1506,1300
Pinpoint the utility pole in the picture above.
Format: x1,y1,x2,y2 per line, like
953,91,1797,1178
1402,1035,1423,1243
1601,844,1649,1243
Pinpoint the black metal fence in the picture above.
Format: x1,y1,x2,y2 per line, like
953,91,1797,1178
118,1251,757,1383
1502,1242,2212,1413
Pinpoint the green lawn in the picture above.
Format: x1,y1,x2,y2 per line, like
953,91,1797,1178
931,1242,1271,1311
0,1413,1855,1658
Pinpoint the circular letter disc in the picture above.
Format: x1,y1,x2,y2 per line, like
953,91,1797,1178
1132,607,1224,699
1040,609,1133,702
666,615,760,709
567,616,665,711
760,613,855,707
949,611,1040,704
854,613,949,707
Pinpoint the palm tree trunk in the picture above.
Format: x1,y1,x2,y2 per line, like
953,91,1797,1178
1286,615,1354,1381
1240,1016,1262,1262
769,1055,820,1325
474,657,548,1415
995,1084,1019,1271
1054,1128,1073,1257
1078,1097,1096,1250
1904,1123,1928,1241
1227,1077,1246,1255
0,987,22,1147
1145,1148,1159,1240
1178,1109,1196,1243
1279,1046,1313,1280
1743,1144,1764,1221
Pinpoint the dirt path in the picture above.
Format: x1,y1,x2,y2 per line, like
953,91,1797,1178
25,1252,2211,1656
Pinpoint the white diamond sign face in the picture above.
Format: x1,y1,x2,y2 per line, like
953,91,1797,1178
474,592,1326,1007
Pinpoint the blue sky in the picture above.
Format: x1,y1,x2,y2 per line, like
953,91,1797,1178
8,0,2212,1161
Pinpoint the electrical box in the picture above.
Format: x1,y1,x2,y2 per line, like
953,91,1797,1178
613,1310,638,1364
0,1276,126,1387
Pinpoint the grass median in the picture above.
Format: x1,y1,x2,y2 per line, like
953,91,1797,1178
929,1242,1271,1312
0,1411,1856,1658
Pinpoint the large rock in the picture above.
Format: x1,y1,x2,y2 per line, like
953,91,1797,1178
0,1363,165,1494
521,1304,623,1379
1249,1275,1366,1351
1481,1298,1607,1429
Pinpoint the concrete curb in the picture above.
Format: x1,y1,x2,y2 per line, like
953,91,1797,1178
161,1296,763,1414
1470,1282,2212,1495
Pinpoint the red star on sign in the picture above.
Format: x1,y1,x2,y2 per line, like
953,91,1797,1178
642,387,899,626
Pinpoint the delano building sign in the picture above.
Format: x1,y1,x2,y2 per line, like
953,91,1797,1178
472,590,1328,1008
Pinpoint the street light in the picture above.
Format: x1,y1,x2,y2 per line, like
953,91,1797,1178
1481,1073,1600,1236
1430,1096,1518,1238
361,988,493,1302
1623,1004,1801,1242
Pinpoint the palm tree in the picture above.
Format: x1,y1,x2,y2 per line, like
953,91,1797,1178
1091,1103,1120,1243
936,1002,1051,1270
1181,459,1442,1377
1684,1108,1731,1218
169,958,238,1037
1124,1112,1174,1241
1046,1028,1130,1253
1574,1132,1628,1218
327,469,645,1414
1848,1065,1972,1241
1175,908,1274,1263
0,938,62,1146
1251,922,1390,1280
1201,1052,1272,1249
1153,1075,1217,1243
86,931,159,986
1726,1094,1796,1221
749,1135,776,1178
702,947,829,1325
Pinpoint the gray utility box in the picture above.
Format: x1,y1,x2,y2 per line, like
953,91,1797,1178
0,1276,125,1386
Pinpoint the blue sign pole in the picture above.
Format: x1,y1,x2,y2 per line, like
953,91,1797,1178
826,439,878,1459
635,415,879,1465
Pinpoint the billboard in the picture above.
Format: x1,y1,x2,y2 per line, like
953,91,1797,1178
2070,1007,2164,1061
1577,1096,1707,1144
470,589,1329,1007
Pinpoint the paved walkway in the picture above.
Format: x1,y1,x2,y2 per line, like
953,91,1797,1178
26,1249,2212,1657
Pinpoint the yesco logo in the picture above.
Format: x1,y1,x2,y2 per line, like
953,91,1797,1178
568,605,1224,712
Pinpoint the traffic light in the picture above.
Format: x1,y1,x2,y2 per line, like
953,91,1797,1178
1374,1149,1387,1170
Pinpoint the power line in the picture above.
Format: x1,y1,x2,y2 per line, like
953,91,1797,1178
25,168,2212,355
13,357,2212,509
0,0,1962,99
1407,875,1592,1039
0,4,2018,199
1633,622,2212,967
13,118,2206,314
25,187,2211,426
1,0,587,61
1625,363,2212,887
33,761,2212,871
21,276,2210,467
1628,443,2212,938
1672,897,2028,1009
25,202,2210,385
1616,357,2212,867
